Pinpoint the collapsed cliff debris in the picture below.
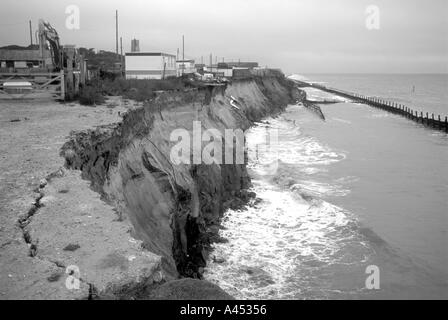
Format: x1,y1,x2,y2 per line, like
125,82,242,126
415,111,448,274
60,74,301,298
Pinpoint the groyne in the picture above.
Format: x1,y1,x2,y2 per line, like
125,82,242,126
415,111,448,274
292,79,448,132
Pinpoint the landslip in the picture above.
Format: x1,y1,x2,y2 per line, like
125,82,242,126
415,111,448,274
0,73,302,299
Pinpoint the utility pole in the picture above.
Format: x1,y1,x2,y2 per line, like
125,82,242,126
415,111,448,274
209,53,212,70
177,48,179,61
115,10,119,59
29,20,33,46
120,36,123,56
120,36,123,73
182,35,185,60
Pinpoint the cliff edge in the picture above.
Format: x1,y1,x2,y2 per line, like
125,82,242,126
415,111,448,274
0,73,301,299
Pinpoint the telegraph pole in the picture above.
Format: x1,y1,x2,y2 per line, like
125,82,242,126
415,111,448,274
115,10,119,59
120,36,123,72
29,20,33,46
182,35,185,60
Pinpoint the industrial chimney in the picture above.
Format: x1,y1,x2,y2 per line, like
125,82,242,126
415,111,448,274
131,38,140,52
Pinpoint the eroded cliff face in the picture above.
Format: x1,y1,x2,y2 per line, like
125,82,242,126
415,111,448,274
61,75,299,296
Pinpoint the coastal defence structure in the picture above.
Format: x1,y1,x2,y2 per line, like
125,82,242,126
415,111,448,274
291,79,448,133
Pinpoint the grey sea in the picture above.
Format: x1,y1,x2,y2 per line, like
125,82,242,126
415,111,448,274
204,74,448,299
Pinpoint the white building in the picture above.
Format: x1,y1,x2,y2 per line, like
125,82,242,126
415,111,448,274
125,52,176,80
176,59,195,76
217,67,233,78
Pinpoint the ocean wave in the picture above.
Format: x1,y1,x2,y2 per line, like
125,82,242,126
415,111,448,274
287,74,310,82
302,87,349,103
204,115,399,299
291,180,351,198
246,118,346,169
204,180,373,299
332,117,352,124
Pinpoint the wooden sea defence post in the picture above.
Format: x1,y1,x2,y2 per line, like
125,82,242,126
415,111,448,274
296,80,447,133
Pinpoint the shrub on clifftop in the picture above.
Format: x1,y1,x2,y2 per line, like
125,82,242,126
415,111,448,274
78,84,105,106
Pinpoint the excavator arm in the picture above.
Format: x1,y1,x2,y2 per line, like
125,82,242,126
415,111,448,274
38,19,64,70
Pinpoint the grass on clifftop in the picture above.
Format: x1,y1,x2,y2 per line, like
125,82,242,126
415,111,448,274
77,77,192,106
78,84,106,106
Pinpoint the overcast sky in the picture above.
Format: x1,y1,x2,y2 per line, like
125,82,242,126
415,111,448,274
1,0,447,73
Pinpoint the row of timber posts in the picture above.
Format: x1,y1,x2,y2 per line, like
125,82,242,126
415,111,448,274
351,93,448,132
292,80,448,133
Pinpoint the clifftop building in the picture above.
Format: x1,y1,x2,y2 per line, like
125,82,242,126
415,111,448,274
217,61,259,69
0,45,52,70
176,59,195,76
125,52,176,79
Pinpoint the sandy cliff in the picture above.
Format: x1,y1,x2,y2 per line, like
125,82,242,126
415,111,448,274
59,74,300,298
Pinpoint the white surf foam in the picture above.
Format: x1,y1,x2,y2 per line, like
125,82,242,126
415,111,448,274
247,117,346,171
204,180,370,299
204,118,371,299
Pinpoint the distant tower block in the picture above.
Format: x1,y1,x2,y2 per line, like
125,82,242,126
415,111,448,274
131,39,140,52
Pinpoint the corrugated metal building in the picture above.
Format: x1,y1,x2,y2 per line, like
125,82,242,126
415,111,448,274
176,59,195,76
217,66,233,78
218,62,259,69
0,47,52,70
125,52,176,79
232,67,252,79
215,62,259,78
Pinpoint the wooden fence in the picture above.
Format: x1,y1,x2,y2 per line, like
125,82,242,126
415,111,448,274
0,71,65,100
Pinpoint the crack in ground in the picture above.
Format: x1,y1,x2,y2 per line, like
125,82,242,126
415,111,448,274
16,168,65,257
17,191,44,257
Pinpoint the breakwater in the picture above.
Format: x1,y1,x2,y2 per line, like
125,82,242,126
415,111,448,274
292,79,448,132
